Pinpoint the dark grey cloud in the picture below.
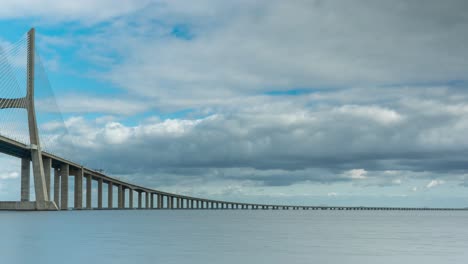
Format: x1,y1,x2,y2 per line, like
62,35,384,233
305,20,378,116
41,85,468,187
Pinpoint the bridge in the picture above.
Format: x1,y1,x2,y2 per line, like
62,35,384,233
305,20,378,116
0,29,465,211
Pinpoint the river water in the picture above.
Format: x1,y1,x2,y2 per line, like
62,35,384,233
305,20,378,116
1,210,467,264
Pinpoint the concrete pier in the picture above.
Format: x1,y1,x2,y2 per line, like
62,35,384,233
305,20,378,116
54,167,60,206
43,157,51,199
118,185,123,209
86,175,91,209
97,178,103,209
60,164,69,210
145,192,150,209
138,192,142,209
157,194,162,209
129,189,133,209
108,182,113,209
21,158,30,202
74,168,83,210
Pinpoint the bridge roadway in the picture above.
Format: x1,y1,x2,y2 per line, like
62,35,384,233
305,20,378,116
1,135,467,211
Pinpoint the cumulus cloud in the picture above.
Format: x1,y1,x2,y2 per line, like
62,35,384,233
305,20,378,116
0,171,19,180
426,180,445,189
32,85,468,189
343,169,368,180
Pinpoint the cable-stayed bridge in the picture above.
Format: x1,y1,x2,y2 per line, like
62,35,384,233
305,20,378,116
0,29,465,211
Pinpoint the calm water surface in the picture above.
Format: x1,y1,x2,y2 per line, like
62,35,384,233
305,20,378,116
1,210,467,264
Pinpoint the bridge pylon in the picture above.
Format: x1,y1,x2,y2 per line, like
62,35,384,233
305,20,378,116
0,28,58,210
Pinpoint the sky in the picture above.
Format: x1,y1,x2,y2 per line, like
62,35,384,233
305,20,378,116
1,0,468,207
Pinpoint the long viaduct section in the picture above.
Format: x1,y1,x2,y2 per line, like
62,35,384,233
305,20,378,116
0,29,466,211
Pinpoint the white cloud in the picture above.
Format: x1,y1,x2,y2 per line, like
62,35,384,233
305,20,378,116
0,0,152,24
344,169,368,180
333,105,404,125
37,95,152,116
0,171,19,180
426,180,445,189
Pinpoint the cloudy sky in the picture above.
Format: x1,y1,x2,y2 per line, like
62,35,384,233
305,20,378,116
1,0,468,207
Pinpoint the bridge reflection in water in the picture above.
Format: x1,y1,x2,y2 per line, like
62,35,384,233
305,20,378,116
0,29,466,211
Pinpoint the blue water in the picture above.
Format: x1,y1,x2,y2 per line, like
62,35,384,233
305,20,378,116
1,210,467,264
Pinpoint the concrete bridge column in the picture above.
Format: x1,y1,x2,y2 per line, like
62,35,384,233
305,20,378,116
117,185,123,209
169,196,174,209
190,199,194,209
97,178,103,209
176,198,180,209
108,182,113,209
86,175,92,209
196,200,199,209
54,167,60,206
129,189,133,209
42,157,52,200
21,158,30,202
138,192,142,209
145,192,150,209
60,164,69,210
122,187,126,209
157,194,162,209
150,193,154,209
74,168,83,210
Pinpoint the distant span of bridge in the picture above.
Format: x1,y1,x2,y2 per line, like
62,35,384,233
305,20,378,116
0,29,466,211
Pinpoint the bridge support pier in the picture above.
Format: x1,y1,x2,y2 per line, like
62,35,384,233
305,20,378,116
54,167,60,206
60,164,69,210
145,192,150,209
86,175,91,209
108,182,113,209
20,158,30,202
138,192,142,209
74,168,83,210
117,185,123,209
97,178,103,209
129,189,133,208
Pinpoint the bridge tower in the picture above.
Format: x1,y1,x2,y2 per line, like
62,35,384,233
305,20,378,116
0,28,57,210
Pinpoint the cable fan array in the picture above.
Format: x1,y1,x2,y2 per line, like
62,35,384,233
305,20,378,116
0,34,29,144
0,33,70,158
